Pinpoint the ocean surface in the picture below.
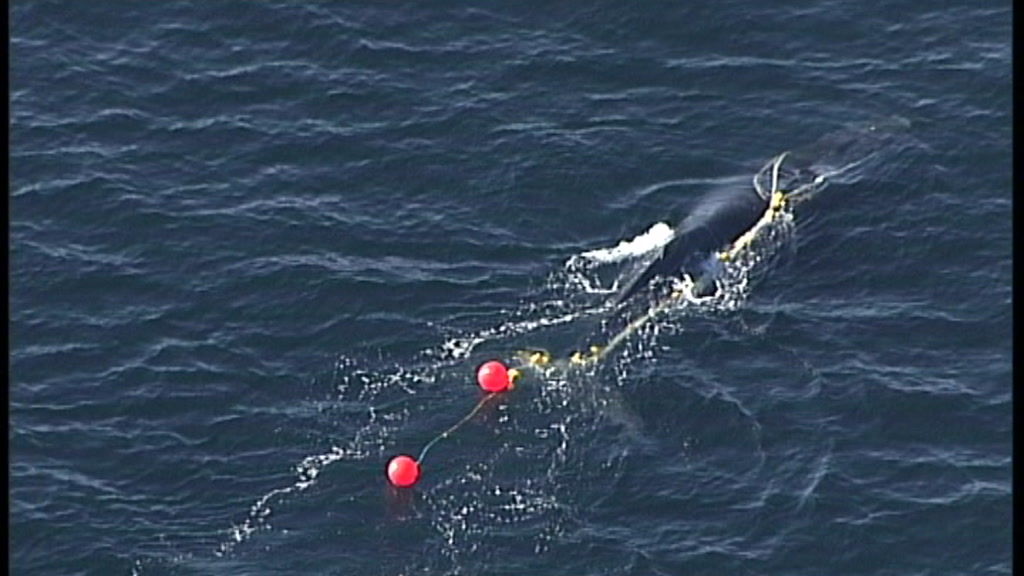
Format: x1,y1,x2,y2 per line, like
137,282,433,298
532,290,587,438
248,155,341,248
10,2,1012,575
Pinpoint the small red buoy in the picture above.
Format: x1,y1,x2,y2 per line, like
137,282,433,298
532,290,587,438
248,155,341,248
477,360,511,392
387,455,420,487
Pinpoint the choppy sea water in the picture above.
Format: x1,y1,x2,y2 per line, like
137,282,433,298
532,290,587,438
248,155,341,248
10,2,1011,575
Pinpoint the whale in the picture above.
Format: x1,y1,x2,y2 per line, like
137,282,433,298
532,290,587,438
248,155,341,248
615,177,768,303
615,119,909,305
515,119,913,369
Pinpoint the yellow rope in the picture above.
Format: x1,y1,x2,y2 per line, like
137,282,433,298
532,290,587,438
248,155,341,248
526,161,794,369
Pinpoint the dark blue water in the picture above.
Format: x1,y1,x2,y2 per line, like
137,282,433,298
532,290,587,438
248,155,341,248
11,2,1011,575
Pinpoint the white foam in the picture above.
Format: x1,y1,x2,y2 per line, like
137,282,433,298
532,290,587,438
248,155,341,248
438,309,588,361
576,222,674,264
214,203,797,562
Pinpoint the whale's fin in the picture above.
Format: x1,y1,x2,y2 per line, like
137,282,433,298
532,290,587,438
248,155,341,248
614,241,682,305
614,260,663,305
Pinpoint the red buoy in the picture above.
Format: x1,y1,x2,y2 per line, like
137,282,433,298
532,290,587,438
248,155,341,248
387,455,420,487
477,360,512,392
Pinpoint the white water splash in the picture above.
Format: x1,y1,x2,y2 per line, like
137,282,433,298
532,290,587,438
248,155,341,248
216,359,418,557
215,199,797,565
574,221,674,265
437,309,596,362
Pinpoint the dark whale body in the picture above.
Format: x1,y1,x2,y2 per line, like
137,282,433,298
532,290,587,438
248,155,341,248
615,119,910,305
616,181,768,303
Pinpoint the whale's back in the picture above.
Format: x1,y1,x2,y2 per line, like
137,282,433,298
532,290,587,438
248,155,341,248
616,184,766,304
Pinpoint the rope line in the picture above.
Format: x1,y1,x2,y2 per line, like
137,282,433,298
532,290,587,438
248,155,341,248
543,152,801,369
417,393,498,463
